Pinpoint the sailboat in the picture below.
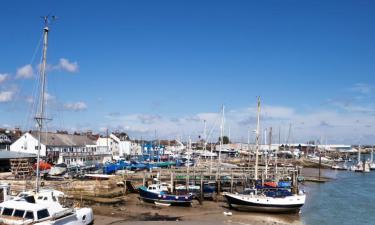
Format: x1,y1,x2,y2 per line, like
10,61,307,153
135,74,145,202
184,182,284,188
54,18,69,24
224,97,306,213
351,146,370,172
368,148,375,170
0,16,94,225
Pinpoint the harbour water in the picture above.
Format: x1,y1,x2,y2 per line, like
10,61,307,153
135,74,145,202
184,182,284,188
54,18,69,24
302,169,375,225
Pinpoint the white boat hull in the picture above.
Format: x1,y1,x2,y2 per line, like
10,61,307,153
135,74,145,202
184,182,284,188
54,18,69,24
224,193,306,213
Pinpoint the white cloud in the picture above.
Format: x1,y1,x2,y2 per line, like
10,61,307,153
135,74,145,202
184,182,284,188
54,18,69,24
101,101,375,144
350,83,372,95
56,58,79,73
64,101,87,111
0,73,9,84
44,92,55,102
16,64,34,79
0,91,14,102
25,96,34,104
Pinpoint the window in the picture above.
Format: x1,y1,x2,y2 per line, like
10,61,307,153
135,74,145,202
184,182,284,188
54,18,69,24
38,196,43,200
25,211,34,220
37,209,50,220
2,208,14,216
14,209,25,218
52,196,57,202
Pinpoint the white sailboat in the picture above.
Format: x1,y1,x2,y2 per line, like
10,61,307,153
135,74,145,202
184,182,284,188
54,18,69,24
224,97,306,213
369,148,375,170
0,16,94,225
351,146,370,173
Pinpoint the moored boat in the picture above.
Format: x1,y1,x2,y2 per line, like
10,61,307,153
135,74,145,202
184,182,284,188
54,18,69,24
223,97,306,214
224,191,306,213
138,184,193,206
48,163,68,176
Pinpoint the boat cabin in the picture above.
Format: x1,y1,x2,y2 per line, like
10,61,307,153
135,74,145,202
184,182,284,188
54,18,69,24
0,189,72,224
0,200,52,224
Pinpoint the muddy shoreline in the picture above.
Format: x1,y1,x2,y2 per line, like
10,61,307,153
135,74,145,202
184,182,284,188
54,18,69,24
92,193,303,225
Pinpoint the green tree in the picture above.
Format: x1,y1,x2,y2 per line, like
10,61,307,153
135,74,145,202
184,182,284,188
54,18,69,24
218,136,230,144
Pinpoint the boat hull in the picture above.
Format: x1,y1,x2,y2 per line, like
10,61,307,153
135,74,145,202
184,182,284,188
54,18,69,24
224,193,305,213
138,186,193,206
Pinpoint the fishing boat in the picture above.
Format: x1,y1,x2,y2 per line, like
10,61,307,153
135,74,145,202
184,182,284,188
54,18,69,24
34,161,52,175
48,163,68,176
138,183,193,206
0,16,94,225
203,182,217,199
175,184,200,196
223,97,306,213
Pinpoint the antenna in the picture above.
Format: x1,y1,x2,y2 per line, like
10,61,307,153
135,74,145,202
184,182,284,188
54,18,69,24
40,14,58,28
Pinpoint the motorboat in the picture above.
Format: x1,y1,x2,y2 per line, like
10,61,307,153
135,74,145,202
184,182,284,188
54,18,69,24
0,187,93,225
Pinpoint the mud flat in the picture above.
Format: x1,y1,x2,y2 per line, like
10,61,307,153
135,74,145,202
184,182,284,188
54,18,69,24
92,194,303,225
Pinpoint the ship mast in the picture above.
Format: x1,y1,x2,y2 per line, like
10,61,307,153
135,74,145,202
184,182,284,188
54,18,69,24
254,97,261,180
34,16,52,193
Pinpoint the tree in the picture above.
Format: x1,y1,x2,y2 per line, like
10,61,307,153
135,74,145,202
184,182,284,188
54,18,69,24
218,136,230,144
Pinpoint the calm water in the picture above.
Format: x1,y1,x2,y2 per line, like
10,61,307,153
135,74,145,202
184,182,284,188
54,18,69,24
301,169,375,225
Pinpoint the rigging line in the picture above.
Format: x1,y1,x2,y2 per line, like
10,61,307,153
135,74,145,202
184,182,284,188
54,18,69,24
10,32,43,129
205,109,222,144
24,47,44,131
22,33,43,129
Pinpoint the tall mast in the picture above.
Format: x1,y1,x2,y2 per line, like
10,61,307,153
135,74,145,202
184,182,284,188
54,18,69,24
247,129,251,169
266,127,272,179
203,120,207,151
219,105,225,167
35,16,50,193
254,97,261,180
276,127,280,178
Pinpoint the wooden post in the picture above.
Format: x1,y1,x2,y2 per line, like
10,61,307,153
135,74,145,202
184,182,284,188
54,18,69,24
230,172,234,193
216,179,221,199
292,167,297,194
124,178,127,195
170,172,174,193
200,173,204,204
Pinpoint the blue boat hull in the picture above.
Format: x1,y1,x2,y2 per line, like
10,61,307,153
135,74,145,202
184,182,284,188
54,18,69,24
138,186,193,206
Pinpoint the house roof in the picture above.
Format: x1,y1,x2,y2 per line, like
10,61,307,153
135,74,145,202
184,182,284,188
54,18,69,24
0,151,36,159
29,131,96,147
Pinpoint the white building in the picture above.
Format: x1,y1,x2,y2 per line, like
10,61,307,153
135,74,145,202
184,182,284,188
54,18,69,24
96,133,142,160
10,131,112,166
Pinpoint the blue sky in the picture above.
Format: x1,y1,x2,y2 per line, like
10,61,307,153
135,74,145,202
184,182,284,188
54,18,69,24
0,0,374,144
